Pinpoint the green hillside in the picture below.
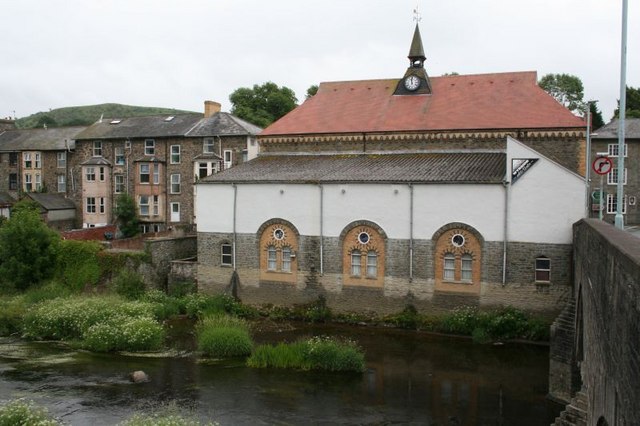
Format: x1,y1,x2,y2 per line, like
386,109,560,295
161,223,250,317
16,103,198,129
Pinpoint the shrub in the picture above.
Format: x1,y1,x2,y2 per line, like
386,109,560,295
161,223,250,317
83,316,165,352
113,269,146,300
196,315,253,358
248,336,365,372
184,293,227,318
22,296,157,340
55,239,102,291
485,306,529,340
385,304,420,329
438,306,481,335
299,296,331,323
168,280,196,298
0,297,27,336
0,399,59,426
22,281,74,304
141,290,184,319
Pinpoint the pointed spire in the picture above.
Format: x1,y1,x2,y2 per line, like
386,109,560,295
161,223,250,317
408,24,426,63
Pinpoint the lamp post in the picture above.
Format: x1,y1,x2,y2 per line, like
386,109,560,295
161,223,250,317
585,105,592,218
615,0,628,229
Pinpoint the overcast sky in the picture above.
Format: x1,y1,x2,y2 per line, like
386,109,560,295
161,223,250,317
1,0,638,123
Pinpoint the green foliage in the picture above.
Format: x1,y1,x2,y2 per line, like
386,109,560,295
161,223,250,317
183,293,228,318
120,411,218,426
0,296,27,336
0,200,61,290
22,296,157,341
230,81,297,128
141,289,185,319
196,315,253,358
115,194,140,238
168,280,197,297
248,336,365,372
0,399,59,426
15,103,196,129
305,84,318,100
539,73,586,114
112,269,146,300
21,281,75,304
34,114,58,129
269,296,332,323
438,306,480,335
613,86,640,119
55,239,102,291
385,304,420,329
83,316,165,352
589,101,605,130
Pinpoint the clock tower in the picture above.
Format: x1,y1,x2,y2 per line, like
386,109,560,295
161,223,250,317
395,24,432,95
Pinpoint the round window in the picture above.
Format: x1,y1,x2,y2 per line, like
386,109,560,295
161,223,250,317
273,228,285,240
358,232,370,244
451,234,465,247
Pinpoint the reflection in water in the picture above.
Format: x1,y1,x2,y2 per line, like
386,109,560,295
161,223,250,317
0,323,562,425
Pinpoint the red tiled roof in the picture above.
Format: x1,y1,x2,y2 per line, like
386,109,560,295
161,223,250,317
261,71,585,137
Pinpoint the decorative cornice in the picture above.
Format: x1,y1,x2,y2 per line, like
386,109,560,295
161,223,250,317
259,128,586,145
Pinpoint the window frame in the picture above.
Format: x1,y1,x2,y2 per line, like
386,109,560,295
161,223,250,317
535,257,551,283
34,153,41,169
607,167,627,185
366,251,377,278
461,254,473,282
86,197,96,214
23,153,32,169
9,173,18,190
86,167,96,182
221,243,233,266
115,146,125,165
170,145,181,164
57,174,66,193
267,246,277,271
170,174,181,194
93,141,103,157
144,139,155,156
139,195,149,216
223,149,232,169
203,138,215,154
152,195,159,216
351,249,362,276
153,163,160,184
281,246,292,272
607,143,628,157
606,194,627,214
114,174,125,194
443,253,456,281
139,164,150,184
57,152,67,168
24,174,32,192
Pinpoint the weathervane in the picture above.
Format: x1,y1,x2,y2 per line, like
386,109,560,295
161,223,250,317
413,4,422,23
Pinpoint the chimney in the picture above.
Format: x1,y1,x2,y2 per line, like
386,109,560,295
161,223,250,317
204,100,221,118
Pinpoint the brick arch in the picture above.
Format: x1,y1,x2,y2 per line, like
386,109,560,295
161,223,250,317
340,220,387,288
257,218,299,284
433,222,484,294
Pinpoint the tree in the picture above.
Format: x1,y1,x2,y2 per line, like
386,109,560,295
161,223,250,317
613,86,640,119
539,73,586,114
305,85,318,100
229,82,298,128
34,114,58,129
115,194,139,238
0,200,60,291
589,102,605,130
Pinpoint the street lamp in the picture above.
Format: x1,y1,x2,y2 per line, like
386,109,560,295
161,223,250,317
615,0,628,229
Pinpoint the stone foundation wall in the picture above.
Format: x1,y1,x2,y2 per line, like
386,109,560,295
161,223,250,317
198,231,572,315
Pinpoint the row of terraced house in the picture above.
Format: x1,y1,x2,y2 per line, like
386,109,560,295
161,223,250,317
0,101,261,232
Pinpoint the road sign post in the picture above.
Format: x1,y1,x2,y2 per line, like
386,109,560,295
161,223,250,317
592,156,613,221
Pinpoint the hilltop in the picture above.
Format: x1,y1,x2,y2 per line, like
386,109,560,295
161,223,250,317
16,103,197,129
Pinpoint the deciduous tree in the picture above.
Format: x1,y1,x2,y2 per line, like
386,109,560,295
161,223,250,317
0,200,60,291
115,194,139,238
539,73,586,114
230,82,298,128
613,86,640,119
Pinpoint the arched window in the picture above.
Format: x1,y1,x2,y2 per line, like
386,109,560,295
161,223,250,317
366,251,377,278
282,246,292,272
443,253,455,280
267,246,277,271
259,221,298,283
461,254,473,282
351,250,362,276
342,223,386,287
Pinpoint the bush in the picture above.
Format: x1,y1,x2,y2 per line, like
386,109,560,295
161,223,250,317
385,304,420,329
248,336,365,372
168,280,196,298
120,412,217,426
113,269,146,300
196,315,253,358
22,281,74,304
0,399,59,426
438,306,482,335
83,316,165,352
485,306,529,340
0,297,27,336
22,296,157,341
141,290,184,319
184,293,228,318
55,239,102,291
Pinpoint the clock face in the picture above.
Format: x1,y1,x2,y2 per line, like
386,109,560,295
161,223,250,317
404,75,421,91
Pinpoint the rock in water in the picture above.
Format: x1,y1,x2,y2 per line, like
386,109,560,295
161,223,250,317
129,370,149,383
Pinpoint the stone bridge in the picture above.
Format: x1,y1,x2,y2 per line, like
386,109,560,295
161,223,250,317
549,219,639,426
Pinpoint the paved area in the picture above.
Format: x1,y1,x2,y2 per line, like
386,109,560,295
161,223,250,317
626,225,640,238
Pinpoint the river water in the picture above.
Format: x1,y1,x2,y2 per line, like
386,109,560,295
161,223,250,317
0,321,562,425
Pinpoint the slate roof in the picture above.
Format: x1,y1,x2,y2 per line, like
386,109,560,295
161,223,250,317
199,152,505,184
260,72,585,137
74,112,262,140
0,192,15,207
75,114,202,140
186,112,262,137
27,193,76,211
592,118,640,139
0,127,83,151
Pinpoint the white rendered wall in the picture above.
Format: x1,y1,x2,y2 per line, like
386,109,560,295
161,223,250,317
506,137,585,244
